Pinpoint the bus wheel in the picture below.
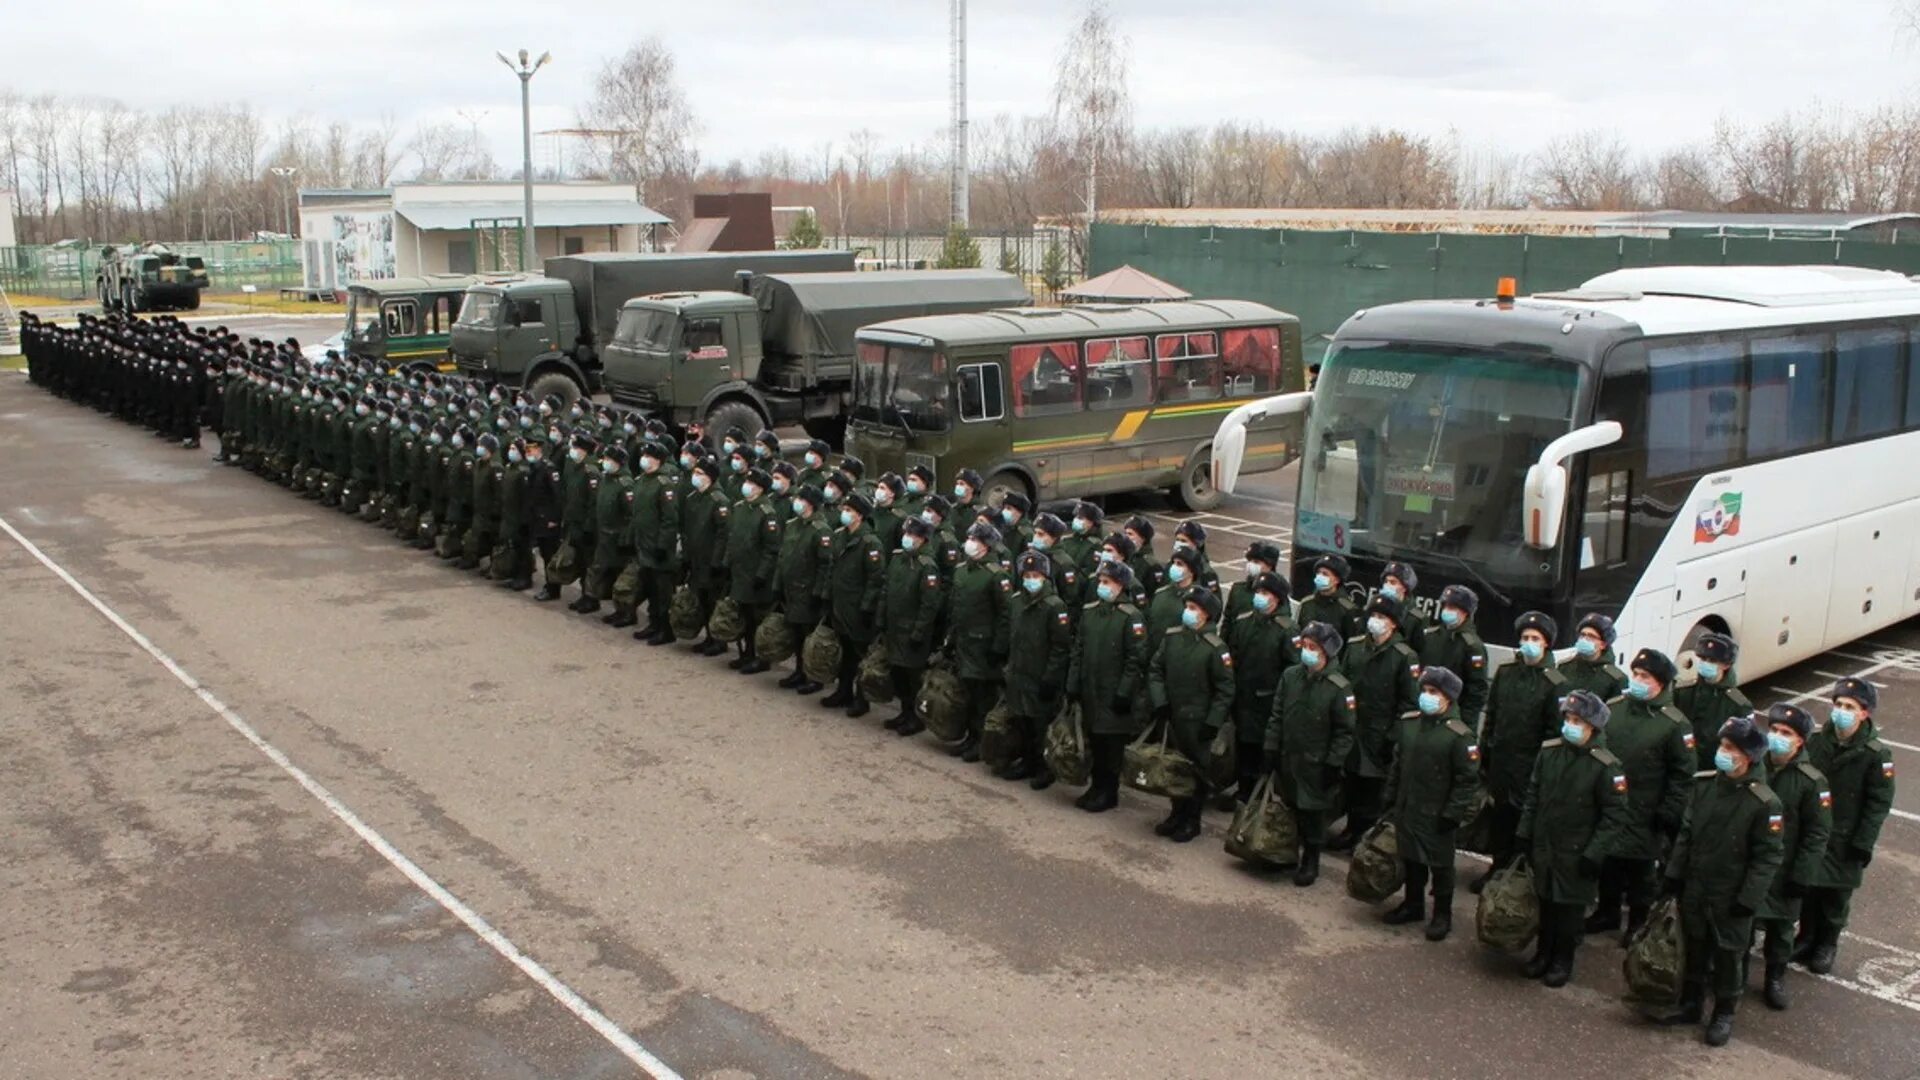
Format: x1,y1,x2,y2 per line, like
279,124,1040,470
526,372,581,411
1171,444,1224,512
705,399,766,451
983,469,1033,509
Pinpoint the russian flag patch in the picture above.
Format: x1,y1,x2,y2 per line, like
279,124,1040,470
1613,774,1628,793
1818,790,1833,809
1768,814,1784,834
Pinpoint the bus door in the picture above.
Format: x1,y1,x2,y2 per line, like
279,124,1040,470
1145,331,1225,485
1084,335,1154,493
1008,339,1088,498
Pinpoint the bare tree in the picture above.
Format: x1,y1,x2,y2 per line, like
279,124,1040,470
1138,127,1202,209
1645,146,1723,210
406,121,498,181
1530,131,1643,209
579,36,699,215
1049,0,1132,225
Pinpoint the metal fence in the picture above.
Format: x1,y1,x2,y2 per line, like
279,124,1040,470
0,240,305,299
824,229,1075,281
1089,223,1920,357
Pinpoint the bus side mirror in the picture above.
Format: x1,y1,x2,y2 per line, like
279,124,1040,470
1522,420,1624,550
1211,390,1312,494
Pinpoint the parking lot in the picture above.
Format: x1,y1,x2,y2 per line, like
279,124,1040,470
0,365,1914,1079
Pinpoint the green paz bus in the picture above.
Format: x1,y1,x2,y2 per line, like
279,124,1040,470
339,275,482,371
845,301,1305,510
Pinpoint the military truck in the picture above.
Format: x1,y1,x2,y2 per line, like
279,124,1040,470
601,269,1030,446
448,250,853,407
97,243,211,312
334,274,481,370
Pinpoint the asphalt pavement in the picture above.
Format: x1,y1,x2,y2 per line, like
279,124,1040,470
0,370,1915,1079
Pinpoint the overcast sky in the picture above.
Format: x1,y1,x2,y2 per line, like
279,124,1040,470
13,0,1920,174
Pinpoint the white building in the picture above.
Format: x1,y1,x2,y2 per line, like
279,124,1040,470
0,189,18,249
296,181,668,294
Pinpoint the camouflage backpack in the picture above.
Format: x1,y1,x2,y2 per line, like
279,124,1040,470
668,585,706,640
707,596,746,643
548,540,581,584
857,641,895,703
802,623,842,684
1122,722,1198,798
1042,705,1091,786
1225,774,1299,868
980,704,1019,770
754,612,795,664
1344,821,1405,903
1624,897,1685,1007
1475,856,1539,951
917,660,968,742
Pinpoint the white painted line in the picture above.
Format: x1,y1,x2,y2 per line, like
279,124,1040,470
1846,931,1920,964
1810,972,1920,1014
0,513,682,1080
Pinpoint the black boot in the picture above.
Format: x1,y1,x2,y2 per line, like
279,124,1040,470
821,688,853,708
1542,930,1577,988
738,655,769,675
1154,804,1182,837
845,696,870,719
574,596,602,614
1326,825,1362,854
1807,941,1838,975
1292,845,1321,888
894,716,924,737
534,583,563,602
603,607,635,627
1383,894,1426,926
883,711,911,731
1468,866,1494,895
1763,962,1791,1011
1523,921,1557,980
1655,983,1705,1026
1028,765,1056,792
956,736,981,763
1789,931,1817,966
778,669,805,689
1078,777,1119,813
1425,894,1453,942
795,679,824,696
646,625,676,647
1169,799,1203,843
1584,903,1621,935
1703,1000,1735,1047
699,638,730,657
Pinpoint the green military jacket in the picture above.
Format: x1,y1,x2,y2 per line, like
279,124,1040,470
1226,606,1296,745
561,455,595,537
1339,631,1420,778
1036,543,1082,613
1145,583,1196,662
948,558,1011,681
1127,551,1164,603
1416,624,1490,728
1057,533,1098,579
1384,708,1482,867
1805,719,1897,889
1066,598,1149,736
1296,590,1362,640
1667,770,1786,947
1606,688,1697,860
1265,662,1356,812
775,512,833,625
1481,657,1568,803
499,459,529,535
350,414,379,483
593,469,635,558
1561,654,1627,701
444,448,477,528
828,523,887,644
472,453,504,527
1674,673,1754,771
725,497,781,608
387,429,414,500
1518,736,1630,905
1759,754,1831,920
369,422,391,492
870,504,907,555
625,468,682,570
878,547,944,669
1003,582,1073,718
681,485,730,589
1149,624,1236,755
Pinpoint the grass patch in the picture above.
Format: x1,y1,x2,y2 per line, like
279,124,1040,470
5,293,82,310
203,292,345,315
1,353,26,371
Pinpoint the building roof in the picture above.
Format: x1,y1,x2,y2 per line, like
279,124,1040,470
1060,264,1192,302
860,298,1295,346
1092,206,1920,237
395,200,669,231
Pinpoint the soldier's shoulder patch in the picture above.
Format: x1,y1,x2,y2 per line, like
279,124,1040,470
1694,769,1719,781
1220,650,1234,667
1591,747,1621,767
1326,671,1353,692
1883,760,1897,779
999,578,1013,591
765,519,779,532
1728,687,1753,707
1469,652,1485,668
1768,812,1784,833
1062,570,1077,583
1542,736,1565,749
1057,610,1071,626
819,534,832,547
1613,772,1630,794
1661,705,1690,727
1131,620,1146,637
664,490,676,501
588,478,600,488
1542,668,1569,687
926,572,941,588
1681,731,1697,750
1817,788,1834,809
624,491,634,503
868,548,882,562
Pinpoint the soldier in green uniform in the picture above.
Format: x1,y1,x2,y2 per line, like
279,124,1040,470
1376,561,1426,650
997,492,1034,554
438,426,477,561
1329,595,1420,851
775,485,833,695
580,445,633,617
870,473,909,554
1563,613,1628,700
1296,554,1363,640
1065,561,1149,813
518,434,561,593
1751,703,1830,1011
1516,689,1630,986
382,407,413,531
821,493,886,718
1121,516,1163,600
560,435,603,608
460,433,503,572
1655,715,1785,1048
413,421,449,550
1589,648,1695,943
681,457,731,655
1472,611,1569,891
1145,548,1203,660
1417,585,1489,729
1148,587,1235,843
1169,520,1221,596
900,464,935,520
1379,667,1481,941
1002,550,1074,787
494,436,532,586
769,462,799,520
724,467,781,675
1264,621,1355,886
1029,514,1081,614
1061,502,1104,578
796,439,832,494
950,468,987,527
1227,571,1294,804
948,522,1012,762
877,516,945,735
1674,632,1751,770
615,441,683,643
1795,676,1897,975
721,444,753,503
1225,541,1282,625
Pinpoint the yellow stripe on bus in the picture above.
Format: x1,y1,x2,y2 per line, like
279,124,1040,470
1111,409,1150,441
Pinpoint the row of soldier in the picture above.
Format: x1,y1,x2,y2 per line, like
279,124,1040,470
16,311,1898,1050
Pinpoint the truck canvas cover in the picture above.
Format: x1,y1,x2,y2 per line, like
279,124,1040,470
753,269,1031,362
547,250,855,345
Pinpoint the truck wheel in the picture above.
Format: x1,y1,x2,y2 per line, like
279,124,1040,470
1170,443,1224,512
183,292,201,311
525,372,582,410
983,468,1034,510
122,285,136,313
705,400,767,451
801,416,846,451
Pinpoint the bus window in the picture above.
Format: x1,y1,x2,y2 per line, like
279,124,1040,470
383,300,418,337
1647,340,1746,477
1156,332,1222,402
957,362,1004,423
1011,341,1082,417
1583,468,1629,567
1832,326,1904,440
1748,332,1830,457
1222,327,1282,397
1085,336,1152,411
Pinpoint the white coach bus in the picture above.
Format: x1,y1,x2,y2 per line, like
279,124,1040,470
1212,265,1920,677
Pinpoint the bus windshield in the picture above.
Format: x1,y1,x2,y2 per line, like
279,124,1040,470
1298,343,1580,586
345,291,378,338
854,342,949,432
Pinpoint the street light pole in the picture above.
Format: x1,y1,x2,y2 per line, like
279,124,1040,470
269,166,297,237
498,49,551,272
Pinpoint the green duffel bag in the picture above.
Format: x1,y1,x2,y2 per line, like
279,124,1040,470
1043,705,1091,786
1475,856,1539,951
548,540,581,584
1204,722,1238,790
708,595,746,643
858,641,895,703
1122,722,1198,798
669,585,706,641
981,704,1019,770
755,612,795,664
802,623,842,684
917,660,968,742
1344,821,1404,904
1225,774,1299,867
434,529,460,560
1456,789,1498,857
1623,896,1686,1008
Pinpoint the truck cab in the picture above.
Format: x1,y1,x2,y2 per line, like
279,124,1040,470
601,291,764,421
450,276,587,402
